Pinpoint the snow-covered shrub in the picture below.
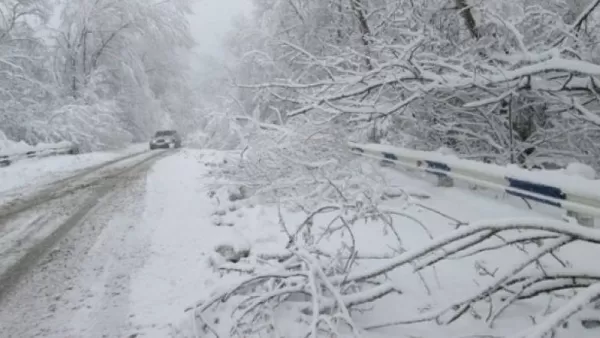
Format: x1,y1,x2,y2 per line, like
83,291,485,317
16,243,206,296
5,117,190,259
188,107,248,151
190,194,407,337
209,119,373,207
191,208,600,338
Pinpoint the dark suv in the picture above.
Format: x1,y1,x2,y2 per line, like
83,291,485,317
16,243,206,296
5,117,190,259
149,130,182,150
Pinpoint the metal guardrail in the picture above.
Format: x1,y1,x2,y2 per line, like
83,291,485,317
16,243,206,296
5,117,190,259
349,142,600,226
0,142,79,168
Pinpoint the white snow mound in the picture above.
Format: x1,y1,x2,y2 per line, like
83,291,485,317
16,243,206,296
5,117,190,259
564,162,596,180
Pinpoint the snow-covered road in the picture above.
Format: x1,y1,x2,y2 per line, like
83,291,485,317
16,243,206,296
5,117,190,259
0,149,249,337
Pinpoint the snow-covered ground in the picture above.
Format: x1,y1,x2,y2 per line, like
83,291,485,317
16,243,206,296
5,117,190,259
1,148,597,338
187,156,600,338
0,143,148,195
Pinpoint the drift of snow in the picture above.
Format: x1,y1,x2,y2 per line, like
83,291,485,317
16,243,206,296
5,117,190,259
565,162,596,180
125,149,257,336
0,139,74,157
0,143,148,195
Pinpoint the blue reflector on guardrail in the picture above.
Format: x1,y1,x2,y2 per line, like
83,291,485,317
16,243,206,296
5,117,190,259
505,177,566,207
425,160,450,171
424,160,451,177
382,152,398,161
381,152,398,166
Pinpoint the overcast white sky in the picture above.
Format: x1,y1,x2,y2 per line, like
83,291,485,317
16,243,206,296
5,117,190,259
189,0,254,58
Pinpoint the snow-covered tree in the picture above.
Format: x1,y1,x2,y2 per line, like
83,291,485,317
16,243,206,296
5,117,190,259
219,0,600,168
1,0,201,151
0,0,53,142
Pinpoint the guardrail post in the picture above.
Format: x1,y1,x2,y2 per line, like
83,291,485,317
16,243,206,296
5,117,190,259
566,211,595,228
417,160,454,187
565,163,596,228
437,175,454,187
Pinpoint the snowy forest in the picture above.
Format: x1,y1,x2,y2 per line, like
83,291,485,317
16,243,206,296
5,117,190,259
3,0,600,337
201,0,600,170
191,0,600,337
1,0,199,151
5,0,600,166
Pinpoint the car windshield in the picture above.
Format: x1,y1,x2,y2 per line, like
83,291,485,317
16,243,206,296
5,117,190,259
155,130,176,137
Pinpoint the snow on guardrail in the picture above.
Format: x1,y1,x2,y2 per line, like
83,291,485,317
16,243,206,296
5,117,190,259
349,142,600,225
0,140,79,168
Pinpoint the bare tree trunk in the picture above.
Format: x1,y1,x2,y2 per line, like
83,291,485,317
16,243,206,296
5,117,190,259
336,0,344,43
350,0,372,70
455,0,479,39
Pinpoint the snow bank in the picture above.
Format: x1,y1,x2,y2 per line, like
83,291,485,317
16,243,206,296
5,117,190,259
0,137,35,156
0,143,147,195
128,148,255,335
0,136,75,157
565,162,596,180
